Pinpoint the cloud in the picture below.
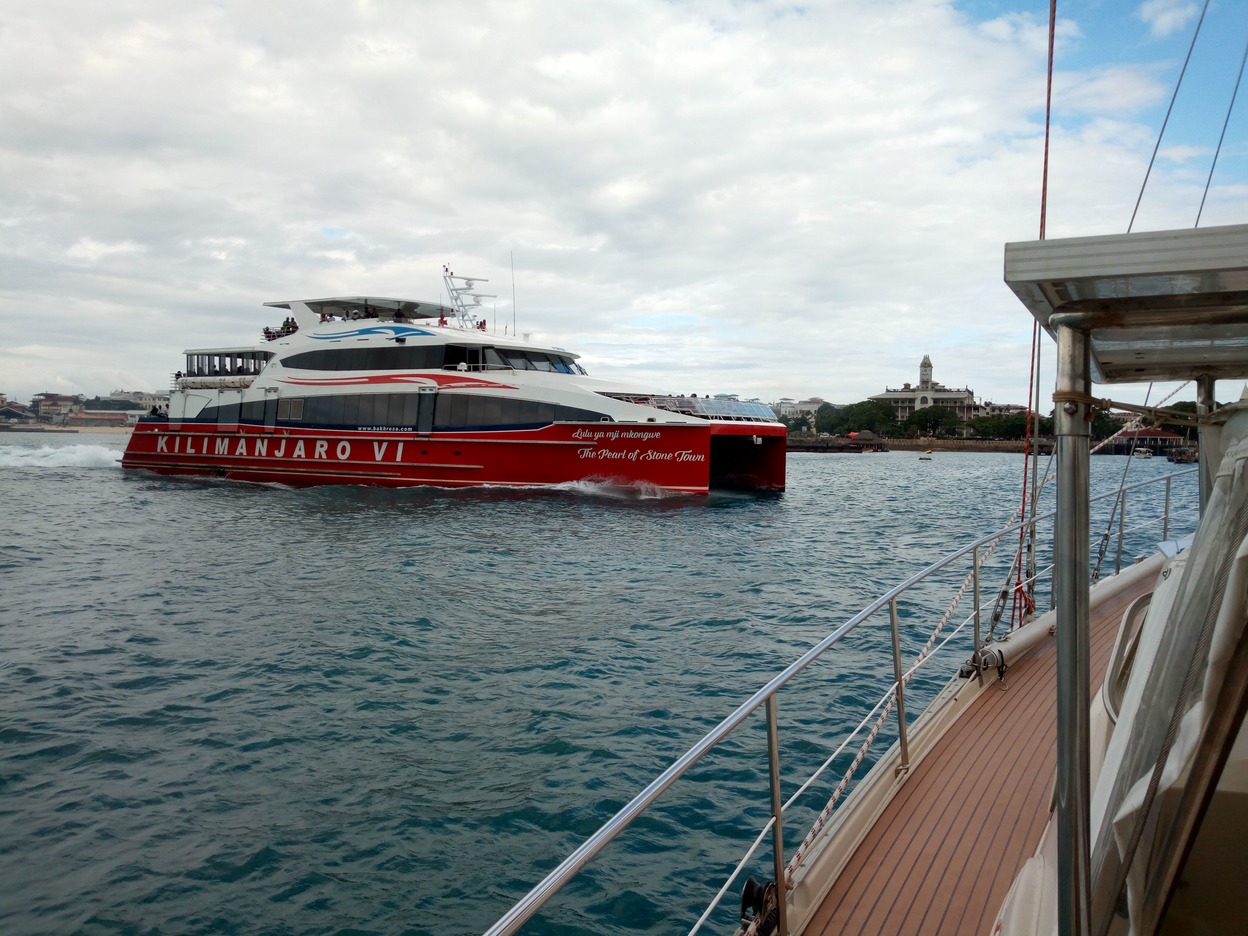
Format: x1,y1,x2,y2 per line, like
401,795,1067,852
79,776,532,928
1138,0,1202,38
1,0,1242,410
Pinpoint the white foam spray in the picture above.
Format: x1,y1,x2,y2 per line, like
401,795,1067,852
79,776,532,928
0,444,123,469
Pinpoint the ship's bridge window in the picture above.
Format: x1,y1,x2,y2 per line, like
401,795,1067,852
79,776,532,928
440,345,516,372
498,349,535,370
495,348,577,373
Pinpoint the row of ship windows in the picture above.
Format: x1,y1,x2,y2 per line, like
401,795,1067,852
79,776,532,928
199,392,610,430
279,346,584,374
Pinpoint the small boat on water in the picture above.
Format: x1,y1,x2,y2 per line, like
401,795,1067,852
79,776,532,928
121,269,786,493
1168,447,1199,464
1131,447,1153,458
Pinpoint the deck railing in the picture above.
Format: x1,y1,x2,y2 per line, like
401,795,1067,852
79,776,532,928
483,467,1199,936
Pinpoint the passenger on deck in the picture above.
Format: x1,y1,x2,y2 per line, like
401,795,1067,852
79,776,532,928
394,310,406,322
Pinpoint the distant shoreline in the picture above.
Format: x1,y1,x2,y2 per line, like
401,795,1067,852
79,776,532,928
884,438,1030,453
788,437,1036,454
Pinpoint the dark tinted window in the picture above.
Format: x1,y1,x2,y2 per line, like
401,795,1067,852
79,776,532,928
198,392,607,429
499,349,534,370
282,346,444,370
433,395,604,429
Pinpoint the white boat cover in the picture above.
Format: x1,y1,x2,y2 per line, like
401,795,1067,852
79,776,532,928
1089,401,1248,932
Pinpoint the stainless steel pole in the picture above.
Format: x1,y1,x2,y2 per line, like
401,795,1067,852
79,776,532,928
765,696,789,936
973,547,984,687
1054,322,1091,936
1115,491,1126,575
889,598,911,773
1197,376,1215,513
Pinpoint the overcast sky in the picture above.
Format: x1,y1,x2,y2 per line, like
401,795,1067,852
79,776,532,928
3,0,1246,409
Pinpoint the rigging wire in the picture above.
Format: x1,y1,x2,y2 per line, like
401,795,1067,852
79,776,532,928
1196,33,1248,227
1011,0,1058,630
1013,323,1042,628
1038,0,1056,243
1129,0,1210,233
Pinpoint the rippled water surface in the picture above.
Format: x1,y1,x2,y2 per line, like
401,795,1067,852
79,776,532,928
0,433,1199,935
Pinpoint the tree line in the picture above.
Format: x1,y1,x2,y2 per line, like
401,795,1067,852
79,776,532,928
781,400,1203,441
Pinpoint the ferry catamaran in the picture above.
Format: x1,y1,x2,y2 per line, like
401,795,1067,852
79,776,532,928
120,270,786,493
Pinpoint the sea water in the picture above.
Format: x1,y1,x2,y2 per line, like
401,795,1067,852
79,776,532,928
0,433,1199,935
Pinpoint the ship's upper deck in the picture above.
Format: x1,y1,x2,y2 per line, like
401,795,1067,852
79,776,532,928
263,296,455,321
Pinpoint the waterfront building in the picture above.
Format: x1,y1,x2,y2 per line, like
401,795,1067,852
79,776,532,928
108,389,168,410
1,400,32,423
777,397,826,418
1100,427,1188,455
31,392,83,424
979,401,1028,418
871,356,977,423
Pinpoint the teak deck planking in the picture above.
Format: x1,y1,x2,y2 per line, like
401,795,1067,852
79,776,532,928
804,581,1139,935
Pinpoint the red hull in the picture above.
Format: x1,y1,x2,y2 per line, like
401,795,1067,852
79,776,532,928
121,421,787,493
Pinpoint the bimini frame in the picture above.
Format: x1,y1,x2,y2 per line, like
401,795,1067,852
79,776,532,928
1004,222,1248,936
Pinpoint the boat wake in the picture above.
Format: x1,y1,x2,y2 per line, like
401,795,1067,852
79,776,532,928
543,478,696,500
0,444,123,470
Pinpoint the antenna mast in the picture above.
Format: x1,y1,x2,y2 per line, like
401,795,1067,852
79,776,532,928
442,265,496,331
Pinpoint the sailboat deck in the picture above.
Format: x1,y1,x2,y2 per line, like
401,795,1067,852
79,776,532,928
804,578,1140,935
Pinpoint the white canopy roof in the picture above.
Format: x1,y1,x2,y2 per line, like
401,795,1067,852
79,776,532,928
1004,223,1248,384
263,296,455,320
